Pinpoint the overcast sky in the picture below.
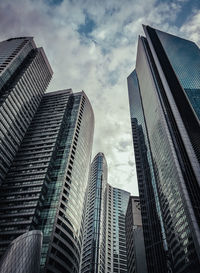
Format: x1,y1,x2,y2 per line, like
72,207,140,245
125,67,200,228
0,0,199,195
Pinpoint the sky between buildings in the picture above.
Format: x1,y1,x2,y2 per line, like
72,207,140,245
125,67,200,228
0,0,199,195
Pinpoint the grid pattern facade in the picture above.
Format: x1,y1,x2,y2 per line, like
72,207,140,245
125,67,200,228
81,171,131,273
81,153,107,273
0,231,42,273
112,187,130,273
0,37,53,185
0,89,94,273
128,25,200,273
0,37,36,88
105,184,114,273
0,90,72,256
43,91,94,273
105,186,130,273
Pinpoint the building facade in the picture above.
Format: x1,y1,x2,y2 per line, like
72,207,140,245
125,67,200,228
128,70,168,273
0,37,53,185
128,25,200,273
0,89,94,273
0,230,42,273
112,187,130,273
104,184,114,273
125,196,147,273
104,184,130,273
81,154,130,273
81,153,107,273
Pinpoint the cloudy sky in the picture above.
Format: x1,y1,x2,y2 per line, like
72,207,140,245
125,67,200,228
0,0,199,195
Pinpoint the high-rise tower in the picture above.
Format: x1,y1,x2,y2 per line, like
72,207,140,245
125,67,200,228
128,25,200,273
0,89,94,273
128,70,167,272
111,187,130,273
125,196,147,273
0,37,53,184
80,154,130,273
81,153,107,273
0,231,42,273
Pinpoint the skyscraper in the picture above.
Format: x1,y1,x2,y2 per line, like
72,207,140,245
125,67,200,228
80,153,130,273
111,186,130,273
0,37,53,184
128,25,200,273
125,196,147,273
128,70,167,273
0,89,94,273
81,153,107,273
0,230,42,273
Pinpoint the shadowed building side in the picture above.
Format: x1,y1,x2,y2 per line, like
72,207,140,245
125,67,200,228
0,230,42,273
128,25,200,273
125,196,147,273
0,89,94,273
0,37,53,185
128,70,168,273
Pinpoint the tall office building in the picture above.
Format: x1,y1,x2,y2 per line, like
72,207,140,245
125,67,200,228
80,154,130,273
104,184,114,273
128,25,200,273
0,89,94,273
128,70,167,273
0,37,53,184
81,153,107,273
0,230,42,273
111,187,130,273
125,196,147,273
100,185,130,273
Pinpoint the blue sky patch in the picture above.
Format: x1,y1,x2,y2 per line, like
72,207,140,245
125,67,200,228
44,0,63,6
78,14,96,37
175,0,200,27
157,0,200,27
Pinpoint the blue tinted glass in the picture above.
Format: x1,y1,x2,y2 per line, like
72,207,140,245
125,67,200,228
135,36,197,271
156,29,200,120
128,70,167,248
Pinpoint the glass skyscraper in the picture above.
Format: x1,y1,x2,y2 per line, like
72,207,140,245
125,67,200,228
0,37,53,185
81,153,107,273
128,71,167,273
0,89,94,273
128,25,200,273
81,153,130,273
0,36,95,273
0,230,42,273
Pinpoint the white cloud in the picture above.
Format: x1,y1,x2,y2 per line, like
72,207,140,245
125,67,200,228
0,0,194,195
180,9,200,45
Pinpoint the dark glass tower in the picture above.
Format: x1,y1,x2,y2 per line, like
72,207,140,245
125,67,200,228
81,153,107,273
128,71,168,273
0,37,53,184
125,196,147,273
128,25,200,273
0,89,94,273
